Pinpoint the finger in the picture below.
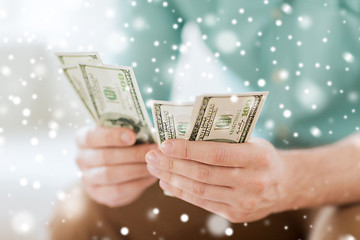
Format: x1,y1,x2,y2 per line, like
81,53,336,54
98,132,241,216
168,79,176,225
159,139,262,167
77,144,157,169
159,180,230,219
145,150,236,187
147,165,233,204
87,177,157,207
82,164,152,185
76,126,136,148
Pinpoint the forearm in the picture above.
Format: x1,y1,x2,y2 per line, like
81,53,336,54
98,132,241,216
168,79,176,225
280,133,360,211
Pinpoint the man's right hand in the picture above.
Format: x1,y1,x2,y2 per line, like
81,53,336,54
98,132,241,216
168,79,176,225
75,126,158,208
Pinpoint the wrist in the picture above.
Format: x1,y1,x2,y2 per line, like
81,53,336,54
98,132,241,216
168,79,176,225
276,149,318,212
274,134,360,213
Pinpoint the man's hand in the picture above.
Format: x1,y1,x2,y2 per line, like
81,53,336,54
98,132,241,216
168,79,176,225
145,138,290,223
76,126,158,208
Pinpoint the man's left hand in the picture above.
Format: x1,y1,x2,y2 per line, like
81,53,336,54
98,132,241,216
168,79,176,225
145,138,291,223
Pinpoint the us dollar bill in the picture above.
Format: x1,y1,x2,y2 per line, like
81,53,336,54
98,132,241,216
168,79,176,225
151,100,193,145
56,52,103,120
62,65,99,120
79,63,155,143
55,52,103,65
185,92,268,143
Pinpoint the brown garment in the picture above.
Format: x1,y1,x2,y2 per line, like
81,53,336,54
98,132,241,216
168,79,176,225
309,204,360,240
50,182,316,240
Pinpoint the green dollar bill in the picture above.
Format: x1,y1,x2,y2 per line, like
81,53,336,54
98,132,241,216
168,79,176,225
62,65,99,121
151,100,193,145
79,64,155,143
55,52,103,120
55,52,103,65
185,92,268,143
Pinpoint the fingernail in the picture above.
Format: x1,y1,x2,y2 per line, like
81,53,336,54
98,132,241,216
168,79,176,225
145,151,157,165
121,132,132,144
147,164,159,174
160,141,173,154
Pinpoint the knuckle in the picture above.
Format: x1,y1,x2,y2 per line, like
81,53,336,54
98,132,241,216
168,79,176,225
104,130,120,145
226,210,240,223
258,151,272,167
243,198,258,212
112,185,128,199
253,177,269,192
165,172,174,183
213,148,227,164
177,188,184,198
99,149,111,165
101,167,113,183
228,211,248,223
176,140,194,159
192,182,205,197
167,158,174,171
154,155,163,168
226,216,237,223
196,165,211,181
230,168,241,183
182,141,190,159
194,196,207,206
226,215,238,223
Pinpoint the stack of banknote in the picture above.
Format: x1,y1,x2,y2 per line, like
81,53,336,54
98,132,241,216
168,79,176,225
56,52,268,145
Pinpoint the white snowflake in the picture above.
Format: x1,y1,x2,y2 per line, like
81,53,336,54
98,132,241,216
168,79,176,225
283,110,292,118
180,213,189,222
120,227,129,236
257,79,266,87
343,52,355,63
310,126,322,138
216,31,238,54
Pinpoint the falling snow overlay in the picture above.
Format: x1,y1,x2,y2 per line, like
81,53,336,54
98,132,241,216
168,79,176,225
1,0,360,239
